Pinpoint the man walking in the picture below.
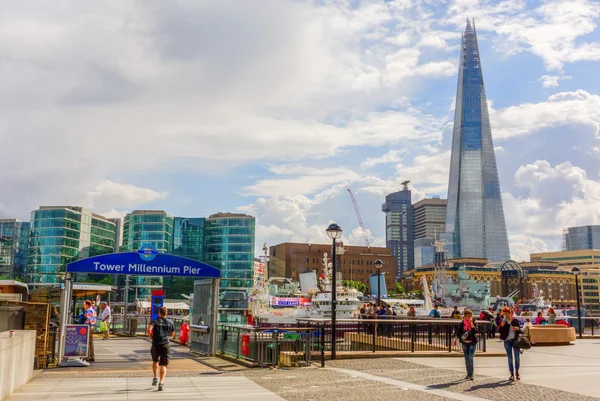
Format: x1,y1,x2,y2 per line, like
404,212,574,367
100,302,112,340
84,300,97,362
147,307,174,392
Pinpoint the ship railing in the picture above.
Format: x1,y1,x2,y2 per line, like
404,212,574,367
215,324,315,367
297,318,493,365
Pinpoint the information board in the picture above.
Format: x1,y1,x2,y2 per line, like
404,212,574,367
64,324,89,358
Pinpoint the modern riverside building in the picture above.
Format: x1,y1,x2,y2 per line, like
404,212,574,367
413,198,447,240
444,19,510,262
26,207,118,284
204,213,255,324
121,210,174,298
0,219,30,279
382,182,414,279
563,225,600,251
173,217,205,261
268,242,395,294
414,238,435,269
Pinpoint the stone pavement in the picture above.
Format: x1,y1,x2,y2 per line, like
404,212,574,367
397,338,600,398
6,376,285,400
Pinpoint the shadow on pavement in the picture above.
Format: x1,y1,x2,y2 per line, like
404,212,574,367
464,380,515,391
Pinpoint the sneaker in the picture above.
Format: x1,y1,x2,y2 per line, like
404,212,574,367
465,374,470,380
158,383,164,392
152,378,158,386
509,375,515,381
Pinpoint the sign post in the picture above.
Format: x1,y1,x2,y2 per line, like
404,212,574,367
57,245,221,368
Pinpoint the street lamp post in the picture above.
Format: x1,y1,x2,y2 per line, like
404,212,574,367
572,266,582,339
326,223,343,360
375,259,383,307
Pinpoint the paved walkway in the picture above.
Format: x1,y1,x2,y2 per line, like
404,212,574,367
6,377,285,400
398,338,600,398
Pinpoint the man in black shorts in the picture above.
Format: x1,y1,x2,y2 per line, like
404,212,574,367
147,306,175,391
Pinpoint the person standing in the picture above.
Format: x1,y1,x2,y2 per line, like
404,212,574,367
451,306,462,319
499,306,521,381
547,308,556,324
147,307,175,392
84,300,97,362
407,306,416,317
454,309,478,380
429,305,441,319
100,302,112,340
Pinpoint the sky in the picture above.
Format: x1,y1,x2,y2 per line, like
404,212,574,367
1,0,600,262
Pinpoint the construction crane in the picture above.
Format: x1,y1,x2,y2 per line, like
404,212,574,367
347,188,370,251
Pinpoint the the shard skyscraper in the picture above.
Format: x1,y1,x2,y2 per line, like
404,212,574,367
444,19,510,262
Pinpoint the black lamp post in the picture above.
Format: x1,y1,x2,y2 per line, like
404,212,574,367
326,223,343,360
375,259,383,307
572,266,582,339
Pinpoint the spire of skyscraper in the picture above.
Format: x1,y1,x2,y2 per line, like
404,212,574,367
444,19,511,262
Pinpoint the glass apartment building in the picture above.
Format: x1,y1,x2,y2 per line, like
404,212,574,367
444,19,510,262
204,213,255,324
563,225,600,251
382,183,413,279
122,210,174,298
26,207,117,284
0,219,30,279
173,217,205,261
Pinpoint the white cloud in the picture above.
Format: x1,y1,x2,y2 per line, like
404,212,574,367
491,90,600,139
509,234,550,262
539,75,572,88
85,180,169,212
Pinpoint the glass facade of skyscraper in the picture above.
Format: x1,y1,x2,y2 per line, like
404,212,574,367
204,213,255,324
444,19,510,262
26,207,117,284
173,217,205,261
0,219,30,279
122,210,174,298
563,225,600,251
382,185,413,279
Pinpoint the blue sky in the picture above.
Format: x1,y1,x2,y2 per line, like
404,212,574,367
1,0,600,261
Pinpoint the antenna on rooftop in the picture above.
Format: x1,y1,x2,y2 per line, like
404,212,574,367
401,181,410,191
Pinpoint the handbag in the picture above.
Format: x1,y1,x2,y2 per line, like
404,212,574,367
461,331,470,342
99,321,108,332
513,336,531,350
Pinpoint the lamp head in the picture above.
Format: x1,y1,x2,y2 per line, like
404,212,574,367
572,266,581,275
374,259,383,270
326,223,343,239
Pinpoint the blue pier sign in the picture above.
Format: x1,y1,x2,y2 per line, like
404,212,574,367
66,244,221,278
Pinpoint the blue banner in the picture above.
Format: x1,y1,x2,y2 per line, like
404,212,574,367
64,324,89,357
66,245,221,278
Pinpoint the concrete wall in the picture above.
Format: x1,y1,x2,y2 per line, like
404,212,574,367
0,330,36,401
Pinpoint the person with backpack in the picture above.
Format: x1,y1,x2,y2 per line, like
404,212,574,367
453,309,478,380
147,307,175,391
499,306,522,381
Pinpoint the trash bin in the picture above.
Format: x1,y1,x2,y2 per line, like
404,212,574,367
0,305,25,332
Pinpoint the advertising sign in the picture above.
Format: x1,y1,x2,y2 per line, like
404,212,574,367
64,324,90,358
270,297,312,307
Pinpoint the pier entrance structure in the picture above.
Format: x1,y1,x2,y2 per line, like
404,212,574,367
57,244,221,367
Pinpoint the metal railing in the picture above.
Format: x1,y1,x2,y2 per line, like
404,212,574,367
108,314,189,339
216,324,315,367
297,318,491,365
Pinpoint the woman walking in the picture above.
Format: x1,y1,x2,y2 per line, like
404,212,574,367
499,306,521,381
454,309,478,380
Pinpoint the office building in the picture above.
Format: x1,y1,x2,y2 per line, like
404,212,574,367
204,213,255,324
580,270,600,312
26,206,118,284
269,242,395,294
563,225,600,251
122,210,174,297
382,181,413,279
413,198,447,240
414,238,435,269
253,257,266,288
0,219,30,279
530,249,600,272
444,19,510,262
173,217,205,261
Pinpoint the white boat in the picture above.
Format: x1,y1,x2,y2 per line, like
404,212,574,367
251,253,363,326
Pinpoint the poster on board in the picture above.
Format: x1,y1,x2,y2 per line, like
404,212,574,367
64,324,89,357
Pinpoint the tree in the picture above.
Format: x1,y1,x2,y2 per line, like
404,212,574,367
395,283,404,296
342,280,367,294
98,276,113,286
412,290,424,299
0,276,23,282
